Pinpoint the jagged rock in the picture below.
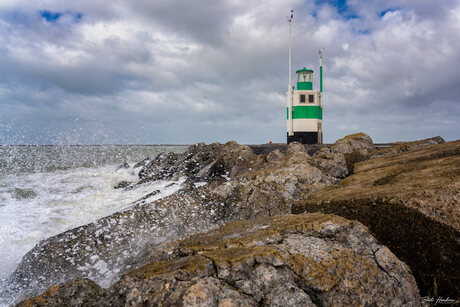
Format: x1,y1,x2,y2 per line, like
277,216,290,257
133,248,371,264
134,190,161,202
115,162,130,171
16,279,104,307
309,152,348,178
137,141,264,184
286,141,306,155
265,148,284,163
331,132,374,154
293,140,460,297
113,181,131,189
2,190,224,303
133,157,150,168
18,213,421,306
369,136,445,159
138,152,179,181
206,157,334,221
313,146,331,156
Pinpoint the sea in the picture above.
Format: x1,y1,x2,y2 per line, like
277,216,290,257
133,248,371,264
0,145,187,292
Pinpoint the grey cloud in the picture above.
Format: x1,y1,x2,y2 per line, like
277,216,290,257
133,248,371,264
123,0,243,46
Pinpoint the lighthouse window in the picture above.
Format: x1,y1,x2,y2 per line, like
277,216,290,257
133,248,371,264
300,94,306,103
309,95,314,103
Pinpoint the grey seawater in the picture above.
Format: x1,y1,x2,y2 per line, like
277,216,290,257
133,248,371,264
0,145,187,305
0,145,186,176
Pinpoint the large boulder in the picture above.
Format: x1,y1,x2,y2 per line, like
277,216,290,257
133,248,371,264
18,213,421,306
293,140,460,297
137,141,264,185
330,132,374,154
327,133,375,175
206,150,335,221
309,152,348,178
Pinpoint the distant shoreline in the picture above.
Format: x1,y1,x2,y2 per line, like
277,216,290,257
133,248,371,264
0,144,190,147
0,143,397,147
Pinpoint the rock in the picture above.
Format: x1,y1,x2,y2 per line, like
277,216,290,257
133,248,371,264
205,157,334,221
331,132,374,154
115,162,130,171
133,190,161,203
133,157,150,168
113,181,131,189
328,133,375,175
249,144,287,155
265,149,284,163
19,213,421,306
16,279,104,307
11,188,37,200
286,141,306,155
136,142,264,184
3,191,221,303
293,140,460,297
309,152,348,178
313,146,331,156
138,152,179,181
369,136,445,159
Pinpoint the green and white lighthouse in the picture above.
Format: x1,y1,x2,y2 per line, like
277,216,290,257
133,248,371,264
286,11,323,144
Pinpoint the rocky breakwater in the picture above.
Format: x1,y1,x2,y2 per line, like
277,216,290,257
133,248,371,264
293,137,459,298
2,139,349,304
18,213,421,306
6,132,438,305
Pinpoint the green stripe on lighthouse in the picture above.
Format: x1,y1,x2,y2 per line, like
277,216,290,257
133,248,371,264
287,106,322,120
297,82,313,90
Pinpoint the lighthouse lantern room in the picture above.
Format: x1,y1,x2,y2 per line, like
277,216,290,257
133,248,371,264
286,10,323,145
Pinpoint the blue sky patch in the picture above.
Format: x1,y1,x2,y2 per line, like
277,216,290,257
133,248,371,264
315,0,358,20
379,8,400,18
40,10,83,23
40,10,62,22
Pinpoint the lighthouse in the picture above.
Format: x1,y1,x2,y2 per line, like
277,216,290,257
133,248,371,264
286,11,323,144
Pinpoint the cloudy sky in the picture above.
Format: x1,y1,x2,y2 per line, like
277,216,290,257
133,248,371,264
0,0,459,144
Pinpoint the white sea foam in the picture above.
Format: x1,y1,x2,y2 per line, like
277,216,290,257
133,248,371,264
0,163,184,280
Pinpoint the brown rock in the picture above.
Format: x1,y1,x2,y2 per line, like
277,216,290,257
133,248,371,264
369,136,445,159
16,279,104,307
293,140,460,297
331,132,374,154
19,213,421,306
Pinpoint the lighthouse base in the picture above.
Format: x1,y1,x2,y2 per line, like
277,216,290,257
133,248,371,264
287,132,319,145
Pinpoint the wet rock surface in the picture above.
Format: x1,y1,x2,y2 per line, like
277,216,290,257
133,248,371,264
136,141,265,185
293,139,460,297
18,213,421,306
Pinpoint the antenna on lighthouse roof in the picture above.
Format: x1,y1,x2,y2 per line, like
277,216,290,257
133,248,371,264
287,10,293,91
287,9,294,137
